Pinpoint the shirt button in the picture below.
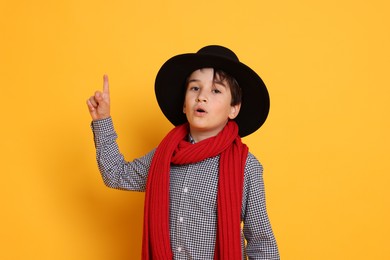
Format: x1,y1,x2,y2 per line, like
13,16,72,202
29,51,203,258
177,247,182,252
183,187,188,193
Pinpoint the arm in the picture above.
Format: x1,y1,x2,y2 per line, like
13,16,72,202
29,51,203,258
91,117,152,191
87,75,151,191
242,153,280,260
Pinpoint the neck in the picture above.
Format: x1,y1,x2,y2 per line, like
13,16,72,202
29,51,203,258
188,121,230,143
188,132,213,143
188,127,224,143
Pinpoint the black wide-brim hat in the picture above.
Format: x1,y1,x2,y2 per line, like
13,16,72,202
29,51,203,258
155,45,270,137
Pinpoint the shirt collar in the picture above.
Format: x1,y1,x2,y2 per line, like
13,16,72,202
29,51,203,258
188,133,196,144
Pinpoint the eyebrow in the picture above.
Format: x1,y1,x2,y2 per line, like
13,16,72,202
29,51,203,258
187,78,227,88
187,79,200,83
213,80,227,87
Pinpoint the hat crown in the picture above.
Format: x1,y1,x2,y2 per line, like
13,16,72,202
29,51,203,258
197,45,239,62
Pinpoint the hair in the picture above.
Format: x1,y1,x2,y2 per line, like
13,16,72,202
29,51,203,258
185,68,242,106
213,69,242,106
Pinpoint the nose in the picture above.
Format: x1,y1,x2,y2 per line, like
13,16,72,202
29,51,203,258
195,90,207,103
195,97,207,103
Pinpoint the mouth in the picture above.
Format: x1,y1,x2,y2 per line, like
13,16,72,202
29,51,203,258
194,106,207,116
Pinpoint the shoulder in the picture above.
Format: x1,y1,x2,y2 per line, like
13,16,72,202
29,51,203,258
243,152,264,187
132,148,156,165
245,152,263,173
143,148,156,161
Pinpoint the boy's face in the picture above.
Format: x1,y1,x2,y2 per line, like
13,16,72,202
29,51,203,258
183,68,241,140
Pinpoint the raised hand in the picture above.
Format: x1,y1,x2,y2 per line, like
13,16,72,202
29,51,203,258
87,74,111,121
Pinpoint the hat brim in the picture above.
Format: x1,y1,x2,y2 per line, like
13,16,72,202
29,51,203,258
155,53,270,137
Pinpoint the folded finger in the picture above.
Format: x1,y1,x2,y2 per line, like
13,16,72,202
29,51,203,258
86,99,96,112
88,96,98,107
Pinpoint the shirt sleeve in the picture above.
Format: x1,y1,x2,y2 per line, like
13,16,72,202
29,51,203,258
242,153,280,260
91,117,154,192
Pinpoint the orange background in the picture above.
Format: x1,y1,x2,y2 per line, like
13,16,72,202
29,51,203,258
1,0,389,259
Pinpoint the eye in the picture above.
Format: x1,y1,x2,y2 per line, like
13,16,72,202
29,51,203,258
188,85,200,91
212,88,222,94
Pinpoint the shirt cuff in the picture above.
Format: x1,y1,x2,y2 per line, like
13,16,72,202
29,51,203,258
91,117,115,136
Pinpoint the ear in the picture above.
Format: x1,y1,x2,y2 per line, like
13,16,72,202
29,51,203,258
183,103,186,114
228,103,241,119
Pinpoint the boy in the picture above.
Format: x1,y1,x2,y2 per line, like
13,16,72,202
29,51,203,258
87,45,279,259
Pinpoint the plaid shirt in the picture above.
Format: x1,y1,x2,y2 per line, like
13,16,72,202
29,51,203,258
92,117,279,260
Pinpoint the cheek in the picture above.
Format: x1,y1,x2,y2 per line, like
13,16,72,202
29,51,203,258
183,100,186,113
183,95,190,113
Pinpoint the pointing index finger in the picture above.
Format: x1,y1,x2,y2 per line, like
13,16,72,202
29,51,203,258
103,74,109,94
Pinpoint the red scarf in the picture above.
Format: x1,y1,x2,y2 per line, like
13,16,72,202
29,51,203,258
142,121,248,260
